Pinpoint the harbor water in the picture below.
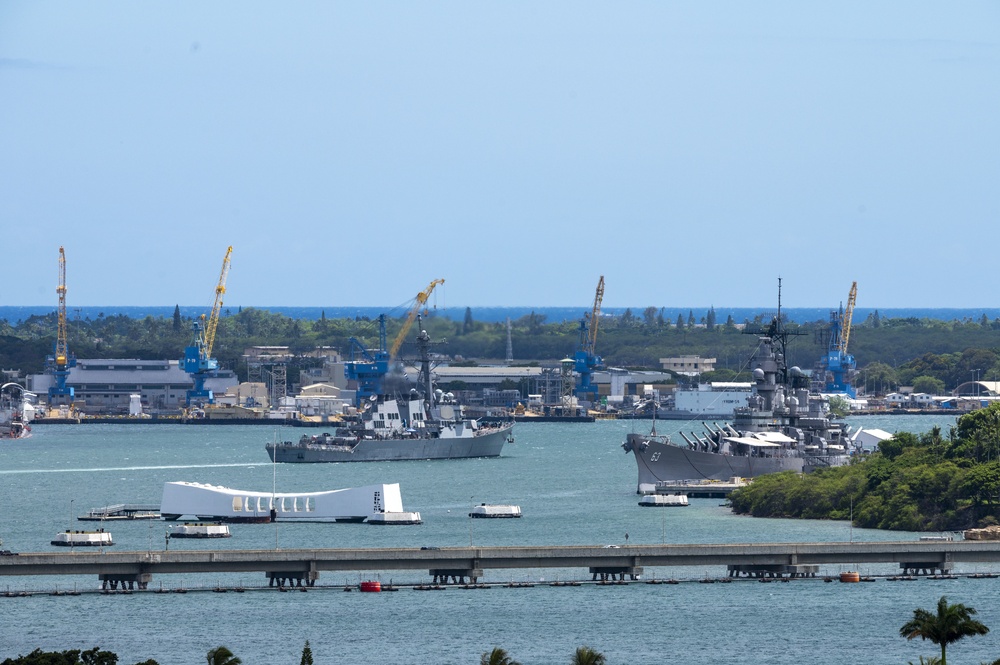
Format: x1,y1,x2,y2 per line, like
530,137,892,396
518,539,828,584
4,414,1000,664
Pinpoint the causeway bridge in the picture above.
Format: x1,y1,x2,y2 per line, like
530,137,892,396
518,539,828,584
3,541,1000,589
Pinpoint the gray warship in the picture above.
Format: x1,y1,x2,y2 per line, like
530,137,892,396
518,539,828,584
622,309,860,492
267,327,514,463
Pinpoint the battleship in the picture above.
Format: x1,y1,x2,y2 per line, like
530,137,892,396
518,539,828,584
0,383,34,440
622,303,861,493
267,326,514,463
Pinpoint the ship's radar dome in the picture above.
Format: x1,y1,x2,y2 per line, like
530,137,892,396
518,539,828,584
752,368,766,380
789,366,804,377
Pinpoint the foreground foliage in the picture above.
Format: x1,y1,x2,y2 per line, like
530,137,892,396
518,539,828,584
729,404,1000,531
900,596,989,665
0,648,156,665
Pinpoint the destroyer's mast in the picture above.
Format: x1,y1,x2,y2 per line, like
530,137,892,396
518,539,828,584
416,316,434,409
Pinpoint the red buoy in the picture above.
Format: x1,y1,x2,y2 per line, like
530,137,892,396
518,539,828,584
359,580,382,592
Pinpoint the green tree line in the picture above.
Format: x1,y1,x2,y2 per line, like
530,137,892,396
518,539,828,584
1,308,998,393
729,403,1000,531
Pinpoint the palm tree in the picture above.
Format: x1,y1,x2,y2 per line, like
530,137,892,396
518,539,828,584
900,596,989,665
571,646,606,665
480,647,520,665
206,646,242,665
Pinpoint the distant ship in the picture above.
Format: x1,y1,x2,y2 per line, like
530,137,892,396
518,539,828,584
623,309,860,493
0,383,34,440
267,326,513,463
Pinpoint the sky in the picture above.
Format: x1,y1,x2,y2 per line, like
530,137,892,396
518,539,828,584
1,2,998,311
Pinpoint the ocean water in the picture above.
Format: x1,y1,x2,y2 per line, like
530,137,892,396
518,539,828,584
4,415,1000,665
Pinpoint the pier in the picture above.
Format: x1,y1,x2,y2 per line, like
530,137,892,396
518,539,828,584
2,541,999,588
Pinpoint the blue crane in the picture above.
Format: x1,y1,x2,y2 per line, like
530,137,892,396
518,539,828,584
344,280,444,406
344,315,390,405
820,281,858,397
573,276,605,399
46,246,76,407
181,247,232,406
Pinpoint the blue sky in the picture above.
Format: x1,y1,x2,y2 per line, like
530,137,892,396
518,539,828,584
1,2,998,311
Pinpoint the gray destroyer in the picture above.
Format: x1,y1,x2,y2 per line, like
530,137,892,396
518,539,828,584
267,395,513,462
622,314,860,492
267,326,514,463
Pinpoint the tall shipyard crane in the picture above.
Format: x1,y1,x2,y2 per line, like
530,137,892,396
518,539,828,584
573,276,605,399
46,246,76,407
820,281,858,397
389,278,445,359
344,279,444,406
181,246,233,406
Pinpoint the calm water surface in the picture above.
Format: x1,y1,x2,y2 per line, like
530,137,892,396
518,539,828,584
5,414,1000,665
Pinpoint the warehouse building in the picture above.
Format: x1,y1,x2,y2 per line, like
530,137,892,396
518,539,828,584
27,358,238,415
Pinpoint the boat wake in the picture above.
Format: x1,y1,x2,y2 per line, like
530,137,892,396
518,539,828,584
0,462,263,475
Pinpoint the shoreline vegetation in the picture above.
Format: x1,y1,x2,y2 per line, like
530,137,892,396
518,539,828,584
1,307,999,394
729,403,1000,532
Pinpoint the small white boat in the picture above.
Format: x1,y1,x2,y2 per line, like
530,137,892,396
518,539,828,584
169,523,232,539
51,529,113,547
469,504,522,518
367,511,423,525
638,494,689,507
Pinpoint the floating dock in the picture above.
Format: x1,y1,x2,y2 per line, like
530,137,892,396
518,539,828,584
650,478,749,498
78,504,160,521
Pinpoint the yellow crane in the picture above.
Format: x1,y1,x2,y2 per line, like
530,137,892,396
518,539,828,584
840,281,858,355
182,246,233,405
55,246,69,368
389,278,444,359
47,246,77,407
586,275,605,357
204,245,233,360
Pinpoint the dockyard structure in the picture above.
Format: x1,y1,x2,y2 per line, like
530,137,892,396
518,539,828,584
673,382,752,416
659,355,716,376
953,380,1000,397
27,359,238,415
293,382,354,419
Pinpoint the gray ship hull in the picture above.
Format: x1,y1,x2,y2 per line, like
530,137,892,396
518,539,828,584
627,432,805,492
268,424,512,463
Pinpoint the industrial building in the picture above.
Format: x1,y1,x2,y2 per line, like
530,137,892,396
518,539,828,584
27,359,238,415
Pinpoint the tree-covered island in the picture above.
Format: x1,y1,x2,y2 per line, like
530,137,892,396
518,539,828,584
729,403,1000,532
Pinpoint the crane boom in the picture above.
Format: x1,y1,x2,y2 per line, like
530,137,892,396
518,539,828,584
389,279,444,359
839,281,857,355
204,246,233,359
587,275,605,354
55,246,68,367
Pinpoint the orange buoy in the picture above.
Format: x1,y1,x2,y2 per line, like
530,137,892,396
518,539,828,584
839,571,860,583
359,580,382,592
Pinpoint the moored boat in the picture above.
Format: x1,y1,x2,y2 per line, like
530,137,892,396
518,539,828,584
169,522,232,538
367,511,423,525
51,529,113,547
469,504,522,518
638,494,689,507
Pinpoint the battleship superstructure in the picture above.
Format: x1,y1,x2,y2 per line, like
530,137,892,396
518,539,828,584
622,310,860,493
